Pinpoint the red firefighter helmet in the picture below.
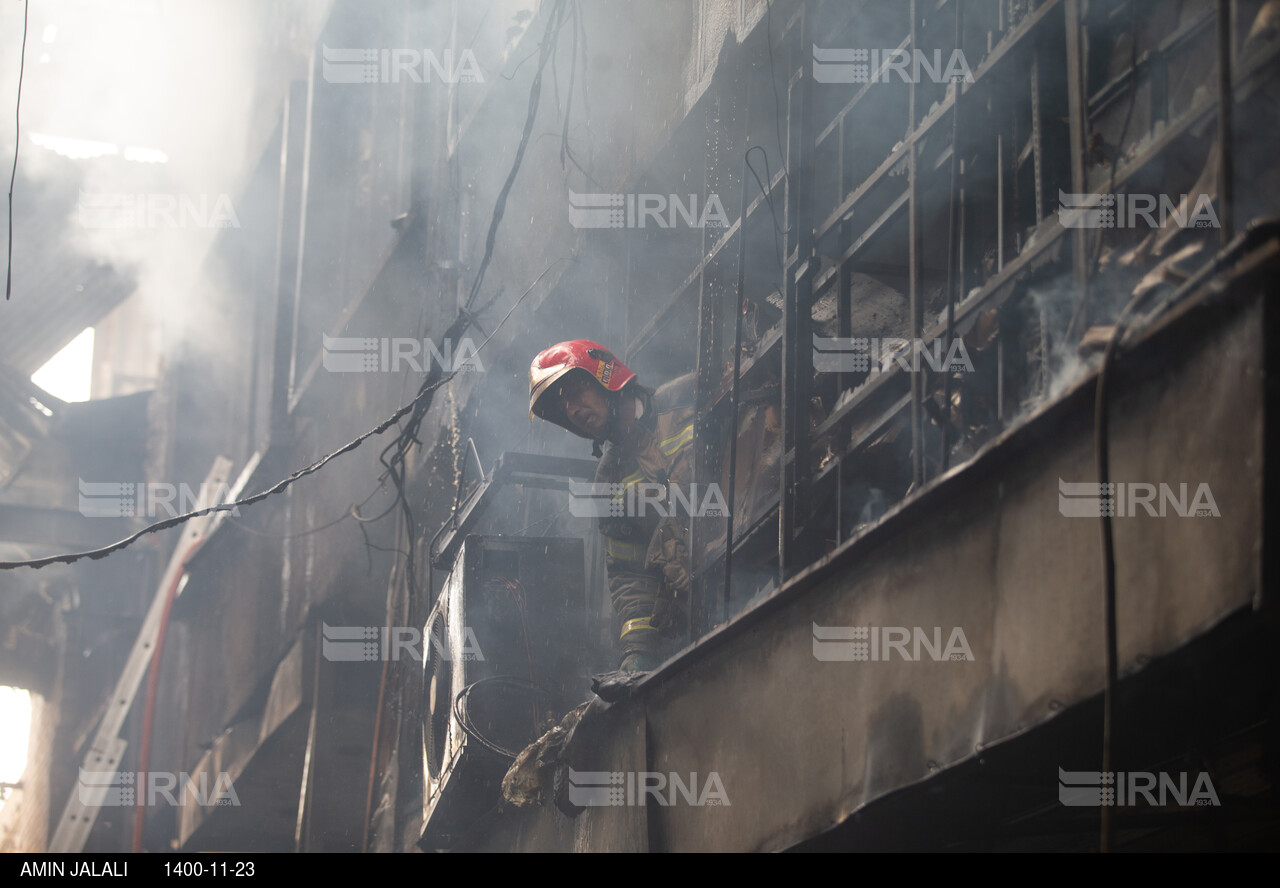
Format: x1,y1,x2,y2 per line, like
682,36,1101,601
529,340,636,438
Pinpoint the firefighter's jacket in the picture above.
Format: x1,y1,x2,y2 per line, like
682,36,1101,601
594,373,697,656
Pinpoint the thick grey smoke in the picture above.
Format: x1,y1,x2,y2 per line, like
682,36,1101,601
0,0,332,374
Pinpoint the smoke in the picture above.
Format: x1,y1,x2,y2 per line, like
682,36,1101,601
1022,274,1090,403
1001,265,1136,436
1,0,331,373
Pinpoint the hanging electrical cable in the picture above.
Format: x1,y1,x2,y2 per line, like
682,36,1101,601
5,0,29,301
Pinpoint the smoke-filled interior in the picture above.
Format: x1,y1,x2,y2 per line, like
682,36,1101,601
2,0,1279,856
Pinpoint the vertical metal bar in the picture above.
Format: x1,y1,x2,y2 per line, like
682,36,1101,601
1064,0,1090,313
997,133,1005,272
1217,0,1235,245
694,83,727,637
287,58,316,414
995,119,1006,422
1030,52,1044,223
836,259,851,424
779,8,798,581
908,0,925,487
723,152,750,622
988,1,1001,437
957,148,967,437
1009,54,1022,257
780,2,815,580
795,3,816,571
835,104,851,537
835,460,843,543
837,117,851,413
997,337,1005,421
295,623,323,852
942,0,963,472
270,80,309,442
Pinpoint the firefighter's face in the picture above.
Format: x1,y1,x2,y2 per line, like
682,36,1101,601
559,374,609,437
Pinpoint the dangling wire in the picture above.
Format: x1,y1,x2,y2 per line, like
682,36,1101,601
5,0,30,301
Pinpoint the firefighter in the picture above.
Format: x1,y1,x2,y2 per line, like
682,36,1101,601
529,340,696,673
